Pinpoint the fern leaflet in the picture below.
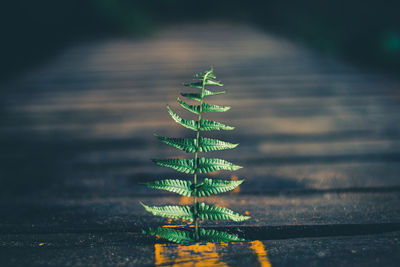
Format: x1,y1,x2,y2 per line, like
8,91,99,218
145,179,193,196
145,178,243,197
144,227,194,243
140,202,193,220
177,97,230,114
155,135,238,153
144,227,244,243
199,119,234,131
199,228,245,242
152,157,242,174
196,178,244,196
181,89,226,101
166,105,197,131
197,202,250,222
184,79,224,88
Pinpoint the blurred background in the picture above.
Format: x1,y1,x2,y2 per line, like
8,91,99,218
0,1,400,203
1,0,400,81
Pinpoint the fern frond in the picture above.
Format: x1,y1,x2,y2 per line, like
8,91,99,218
177,97,200,114
183,81,202,89
152,158,195,174
184,79,223,88
145,179,193,196
198,137,238,152
177,97,230,114
145,227,194,243
196,178,244,196
199,229,245,242
204,89,227,97
145,178,243,197
199,119,235,131
166,106,197,131
155,134,197,153
197,157,242,173
155,135,238,153
194,68,215,79
193,68,220,82
141,67,249,230
197,137,238,152
141,202,193,220
180,92,202,101
197,202,250,222
152,158,241,174
144,227,244,243
201,103,231,113
181,89,226,101
205,79,224,86
166,106,233,131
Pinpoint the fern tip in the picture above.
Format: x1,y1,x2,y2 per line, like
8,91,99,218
233,165,243,170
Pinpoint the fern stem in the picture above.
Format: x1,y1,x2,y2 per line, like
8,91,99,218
194,132,199,240
193,68,212,241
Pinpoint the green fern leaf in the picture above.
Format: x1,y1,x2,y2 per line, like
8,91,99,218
144,227,244,243
152,158,195,174
201,103,230,113
166,106,234,131
199,229,245,242
145,179,193,196
141,202,193,220
197,137,238,152
166,106,197,131
152,158,241,174
183,81,202,88
181,89,226,101
204,79,224,87
177,97,200,114
144,227,195,243
155,134,197,153
184,79,223,88
180,93,202,101
197,202,250,222
194,67,215,76
199,119,234,131
194,72,216,80
156,135,238,153
197,157,242,173
193,68,222,83
177,97,230,114
204,89,226,97
196,178,244,196
145,178,243,197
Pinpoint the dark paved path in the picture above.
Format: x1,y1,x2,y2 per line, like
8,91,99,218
1,23,400,266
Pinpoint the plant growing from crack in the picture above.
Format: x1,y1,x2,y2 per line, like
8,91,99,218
141,67,249,242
